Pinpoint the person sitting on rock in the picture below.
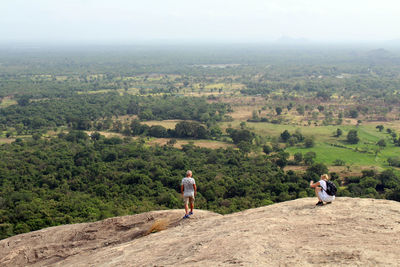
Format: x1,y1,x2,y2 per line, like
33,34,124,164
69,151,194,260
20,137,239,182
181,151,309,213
310,174,335,206
181,170,197,219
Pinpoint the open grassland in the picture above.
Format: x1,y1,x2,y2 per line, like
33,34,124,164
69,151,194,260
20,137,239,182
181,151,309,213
55,76,68,81
147,138,234,149
0,97,17,108
0,133,32,143
47,127,233,150
0,138,15,144
77,88,137,95
141,120,182,129
227,121,397,142
285,142,381,167
184,92,226,97
77,89,116,95
84,131,125,138
203,82,245,90
112,114,137,123
222,93,400,127
181,83,245,97
222,120,400,169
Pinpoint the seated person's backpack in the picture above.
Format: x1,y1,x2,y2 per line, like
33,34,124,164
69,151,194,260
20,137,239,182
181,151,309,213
324,181,337,196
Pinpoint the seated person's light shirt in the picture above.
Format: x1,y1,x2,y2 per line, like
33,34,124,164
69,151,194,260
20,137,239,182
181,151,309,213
318,180,335,202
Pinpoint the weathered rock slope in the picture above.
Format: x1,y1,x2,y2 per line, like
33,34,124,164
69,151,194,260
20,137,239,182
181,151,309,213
1,197,400,266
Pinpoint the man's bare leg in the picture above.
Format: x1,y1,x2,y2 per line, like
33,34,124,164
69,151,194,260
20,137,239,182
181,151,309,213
184,203,189,215
190,201,194,213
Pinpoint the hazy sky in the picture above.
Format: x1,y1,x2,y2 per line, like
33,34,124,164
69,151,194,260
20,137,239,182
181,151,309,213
1,0,400,43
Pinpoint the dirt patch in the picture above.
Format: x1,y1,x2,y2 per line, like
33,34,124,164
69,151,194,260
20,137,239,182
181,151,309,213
0,138,15,144
147,138,234,149
84,131,125,138
112,115,137,122
0,96,17,108
141,120,183,129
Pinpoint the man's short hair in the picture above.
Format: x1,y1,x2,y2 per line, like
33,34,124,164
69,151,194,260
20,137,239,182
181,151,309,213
186,170,192,176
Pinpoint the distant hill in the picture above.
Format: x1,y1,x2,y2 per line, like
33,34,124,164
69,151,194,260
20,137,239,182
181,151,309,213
1,197,400,266
386,39,400,46
366,48,393,58
275,36,310,45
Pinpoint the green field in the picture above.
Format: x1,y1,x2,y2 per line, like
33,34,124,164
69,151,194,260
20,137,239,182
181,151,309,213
223,121,400,169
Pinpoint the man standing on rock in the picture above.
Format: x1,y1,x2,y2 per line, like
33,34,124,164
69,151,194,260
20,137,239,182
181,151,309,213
181,170,197,219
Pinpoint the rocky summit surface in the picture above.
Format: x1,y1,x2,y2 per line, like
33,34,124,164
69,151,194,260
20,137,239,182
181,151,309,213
1,197,400,266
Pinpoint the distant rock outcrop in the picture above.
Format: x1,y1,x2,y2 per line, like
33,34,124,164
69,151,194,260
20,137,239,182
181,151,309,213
275,36,310,45
366,48,393,58
1,198,400,266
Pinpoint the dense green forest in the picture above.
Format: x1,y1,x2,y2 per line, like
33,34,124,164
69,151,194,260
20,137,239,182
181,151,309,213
1,45,400,239
0,94,230,132
1,133,399,239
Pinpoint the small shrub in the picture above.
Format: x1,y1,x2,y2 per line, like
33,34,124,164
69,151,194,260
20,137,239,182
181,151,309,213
304,137,315,148
388,157,400,167
146,219,169,235
377,139,386,147
347,130,359,144
333,159,346,166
